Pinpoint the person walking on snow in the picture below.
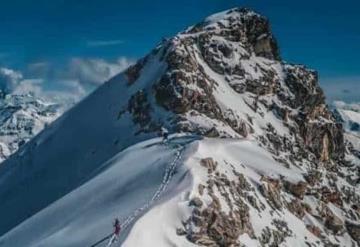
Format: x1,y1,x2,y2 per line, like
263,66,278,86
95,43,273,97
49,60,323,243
161,127,169,142
107,218,121,246
114,218,121,237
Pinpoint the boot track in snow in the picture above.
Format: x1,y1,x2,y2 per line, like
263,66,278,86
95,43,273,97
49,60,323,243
91,137,187,247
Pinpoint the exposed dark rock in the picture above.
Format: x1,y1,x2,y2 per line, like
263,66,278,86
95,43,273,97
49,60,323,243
198,184,205,196
182,159,256,246
346,221,360,245
260,220,292,247
306,225,323,238
286,199,306,219
319,186,343,207
259,177,283,210
128,90,151,127
200,158,218,174
125,57,146,85
319,205,344,234
284,181,307,199
189,197,203,208
304,170,322,186
176,228,187,236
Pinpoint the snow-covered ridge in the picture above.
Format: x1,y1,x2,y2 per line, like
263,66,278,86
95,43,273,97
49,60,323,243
0,135,196,247
0,7,359,247
1,135,358,246
204,8,260,23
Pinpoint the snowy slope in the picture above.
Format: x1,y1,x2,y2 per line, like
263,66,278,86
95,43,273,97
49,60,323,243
0,53,168,236
124,138,357,247
122,138,307,247
0,135,196,247
0,7,359,247
2,136,356,247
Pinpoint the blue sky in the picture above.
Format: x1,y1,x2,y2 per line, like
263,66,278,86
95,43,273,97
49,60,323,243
0,0,359,102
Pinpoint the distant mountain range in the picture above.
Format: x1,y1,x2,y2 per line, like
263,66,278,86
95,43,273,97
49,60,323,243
0,93,62,163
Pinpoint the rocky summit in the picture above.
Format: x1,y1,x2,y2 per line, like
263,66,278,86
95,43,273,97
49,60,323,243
126,8,345,164
0,7,359,247
124,8,359,246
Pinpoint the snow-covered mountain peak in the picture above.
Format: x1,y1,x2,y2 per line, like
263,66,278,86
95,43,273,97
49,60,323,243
0,93,62,163
180,7,280,61
204,7,260,22
122,8,343,165
0,7,359,247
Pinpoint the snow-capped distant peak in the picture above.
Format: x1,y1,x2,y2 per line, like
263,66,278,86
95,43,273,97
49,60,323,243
0,93,62,163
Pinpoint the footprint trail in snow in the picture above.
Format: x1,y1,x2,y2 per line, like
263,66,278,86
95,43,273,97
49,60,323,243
109,137,192,246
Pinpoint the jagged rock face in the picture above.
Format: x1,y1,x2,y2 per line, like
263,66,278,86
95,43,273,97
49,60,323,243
155,43,221,118
299,120,344,161
187,8,280,61
346,221,360,245
283,65,324,108
282,65,345,161
127,90,159,133
139,7,345,164
0,94,61,163
120,7,347,167
118,8,358,246
179,158,255,247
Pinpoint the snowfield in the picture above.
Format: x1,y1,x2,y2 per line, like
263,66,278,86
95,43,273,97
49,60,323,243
1,135,339,247
122,138,310,247
0,135,196,247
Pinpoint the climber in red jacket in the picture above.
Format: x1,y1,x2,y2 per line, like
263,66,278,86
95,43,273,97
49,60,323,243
114,218,121,236
104,218,121,246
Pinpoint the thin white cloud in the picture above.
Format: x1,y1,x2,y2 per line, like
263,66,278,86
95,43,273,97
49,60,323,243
11,78,86,107
12,79,44,96
333,101,360,111
0,68,23,94
67,57,134,86
1,56,134,108
87,40,124,47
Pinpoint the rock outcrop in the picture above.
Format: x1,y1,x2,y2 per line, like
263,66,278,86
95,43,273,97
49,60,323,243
125,8,356,246
123,8,345,167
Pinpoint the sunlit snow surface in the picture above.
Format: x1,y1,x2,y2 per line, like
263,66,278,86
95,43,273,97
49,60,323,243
0,135,196,247
0,135,325,247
